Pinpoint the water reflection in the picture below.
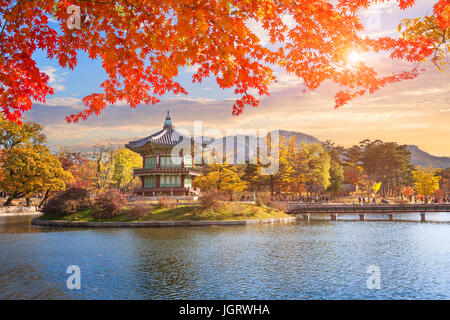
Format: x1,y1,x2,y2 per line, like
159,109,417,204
0,215,449,299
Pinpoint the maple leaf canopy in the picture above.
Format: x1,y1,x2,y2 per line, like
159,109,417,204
0,0,447,123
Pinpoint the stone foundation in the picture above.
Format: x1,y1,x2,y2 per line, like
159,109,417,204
32,217,297,228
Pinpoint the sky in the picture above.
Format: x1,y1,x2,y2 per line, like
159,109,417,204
25,0,450,156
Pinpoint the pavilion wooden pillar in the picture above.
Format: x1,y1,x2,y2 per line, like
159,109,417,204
330,213,338,221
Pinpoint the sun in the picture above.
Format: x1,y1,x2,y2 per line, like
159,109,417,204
347,51,362,64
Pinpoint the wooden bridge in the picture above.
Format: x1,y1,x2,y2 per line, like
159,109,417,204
284,203,450,222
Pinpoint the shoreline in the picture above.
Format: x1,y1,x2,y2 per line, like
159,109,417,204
0,212,42,217
0,206,41,217
31,216,298,228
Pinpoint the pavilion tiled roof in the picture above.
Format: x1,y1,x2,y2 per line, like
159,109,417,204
125,111,191,151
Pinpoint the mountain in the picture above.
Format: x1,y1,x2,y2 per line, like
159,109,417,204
219,130,449,169
276,130,450,168
62,129,449,169
277,130,321,145
406,145,450,169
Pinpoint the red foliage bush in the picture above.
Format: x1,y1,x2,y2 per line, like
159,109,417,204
255,194,272,207
158,196,177,209
199,190,226,209
126,202,153,220
42,187,91,216
93,189,128,219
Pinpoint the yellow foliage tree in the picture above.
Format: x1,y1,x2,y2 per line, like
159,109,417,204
0,144,73,206
112,147,142,192
413,167,441,196
298,142,331,194
193,163,247,195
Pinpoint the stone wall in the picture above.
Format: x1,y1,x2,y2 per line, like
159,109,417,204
0,206,40,215
32,217,298,228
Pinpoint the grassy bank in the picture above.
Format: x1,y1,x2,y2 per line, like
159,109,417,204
38,203,290,222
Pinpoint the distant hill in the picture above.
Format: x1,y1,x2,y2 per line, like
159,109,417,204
62,129,449,169
276,131,450,169
219,130,450,169
406,145,450,169
218,130,320,157
277,130,321,145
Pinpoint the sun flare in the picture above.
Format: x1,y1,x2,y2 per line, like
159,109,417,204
347,51,362,64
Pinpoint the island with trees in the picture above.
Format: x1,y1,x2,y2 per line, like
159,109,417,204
1,114,448,226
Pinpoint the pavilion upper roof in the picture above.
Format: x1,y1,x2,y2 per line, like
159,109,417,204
125,111,191,152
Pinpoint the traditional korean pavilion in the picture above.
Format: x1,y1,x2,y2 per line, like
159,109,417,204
125,111,201,196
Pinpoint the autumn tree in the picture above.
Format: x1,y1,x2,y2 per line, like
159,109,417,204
399,2,449,71
58,149,96,190
403,186,415,198
263,137,331,198
0,117,73,206
111,147,142,192
0,144,72,206
260,135,295,200
438,167,450,194
413,167,441,196
0,0,444,123
299,142,331,195
92,144,115,193
193,163,247,197
0,116,46,150
344,166,360,186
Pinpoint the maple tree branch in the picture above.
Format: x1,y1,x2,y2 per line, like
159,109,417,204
0,1,31,58
78,0,116,4
116,3,134,89
0,19,7,44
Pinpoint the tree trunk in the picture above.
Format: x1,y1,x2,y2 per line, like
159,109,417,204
38,189,50,208
25,197,31,207
3,196,13,207
270,176,275,201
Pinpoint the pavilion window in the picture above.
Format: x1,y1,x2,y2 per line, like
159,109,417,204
160,175,182,187
145,156,157,169
161,156,182,167
144,176,156,188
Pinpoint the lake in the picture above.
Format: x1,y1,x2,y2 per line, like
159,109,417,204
0,213,449,299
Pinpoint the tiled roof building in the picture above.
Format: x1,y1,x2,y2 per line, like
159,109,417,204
126,111,201,197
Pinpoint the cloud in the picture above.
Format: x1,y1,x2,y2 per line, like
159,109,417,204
41,66,66,92
42,97,83,108
25,53,450,157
